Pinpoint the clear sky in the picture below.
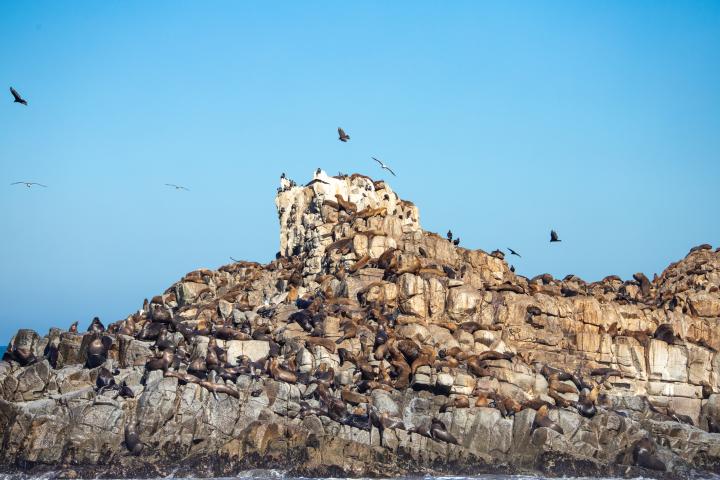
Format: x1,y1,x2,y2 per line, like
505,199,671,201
1,1,719,343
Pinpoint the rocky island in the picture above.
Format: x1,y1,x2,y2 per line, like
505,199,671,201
1,171,719,478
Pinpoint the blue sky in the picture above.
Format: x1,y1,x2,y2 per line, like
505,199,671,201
1,1,719,343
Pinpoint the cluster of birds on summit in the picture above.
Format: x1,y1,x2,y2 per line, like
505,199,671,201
8,87,561,271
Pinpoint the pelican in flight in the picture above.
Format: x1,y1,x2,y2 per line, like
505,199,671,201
10,87,27,105
371,157,396,176
11,182,47,188
165,184,189,191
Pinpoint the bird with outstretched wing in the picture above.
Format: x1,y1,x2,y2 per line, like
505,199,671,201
165,184,189,191
371,157,396,176
10,87,27,105
338,127,350,142
11,182,46,188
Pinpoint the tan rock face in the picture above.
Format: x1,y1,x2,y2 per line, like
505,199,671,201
1,171,719,478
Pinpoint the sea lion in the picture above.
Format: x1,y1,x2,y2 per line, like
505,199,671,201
95,367,117,393
533,405,563,434
633,272,652,297
305,337,337,354
69,321,79,334
145,349,174,372
86,335,113,369
349,254,371,273
118,381,135,398
124,426,144,456
430,418,459,444
336,318,358,344
334,194,357,214
199,379,240,399
632,437,666,471
576,385,599,418
653,323,678,344
269,358,297,383
441,395,470,412
87,317,105,333
44,336,60,369
341,388,368,405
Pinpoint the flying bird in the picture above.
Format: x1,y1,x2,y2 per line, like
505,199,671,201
10,87,27,105
165,184,189,191
11,182,47,188
508,248,521,258
550,230,561,242
230,257,240,262
338,127,350,142
371,157,396,176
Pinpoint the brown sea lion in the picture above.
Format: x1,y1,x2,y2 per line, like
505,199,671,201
124,426,144,455
86,335,113,369
349,254,371,273
334,194,357,214
533,405,563,434
269,358,297,384
430,418,459,444
632,437,666,471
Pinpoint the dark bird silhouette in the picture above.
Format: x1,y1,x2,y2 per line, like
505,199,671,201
165,184,189,191
453,238,460,246
550,230,561,242
10,87,27,105
447,230,453,242
510,265,516,273
338,127,350,142
371,157,396,176
11,182,47,188
508,248,521,257
230,257,240,262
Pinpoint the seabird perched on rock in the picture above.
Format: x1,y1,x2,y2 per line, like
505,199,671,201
447,230,453,242
371,157,396,176
10,87,27,105
550,230,561,242
337,127,350,142
453,238,460,246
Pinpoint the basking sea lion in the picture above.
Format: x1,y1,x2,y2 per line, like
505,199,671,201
269,358,297,383
533,405,563,434
88,317,105,333
341,388,368,405
145,349,174,372
334,194,357,214
199,379,240,399
441,395,470,412
653,323,679,345
305,337,336,354
336,318,358,344
430,418,459,444
349,254,371,273
576,384,599,418
118,381,135,398
96,367,117,393
632,437,666,471
124,426,144,456
86,335,113,369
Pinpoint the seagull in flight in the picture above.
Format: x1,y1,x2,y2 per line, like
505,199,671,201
371,157,396,176
10,87,27,105
11,182,47,188
165,184,189,191
550,230,561,242
508,248,521,258
337,127,350,142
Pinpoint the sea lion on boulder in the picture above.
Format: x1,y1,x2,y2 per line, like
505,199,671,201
632,437,666,471
533,405,563,434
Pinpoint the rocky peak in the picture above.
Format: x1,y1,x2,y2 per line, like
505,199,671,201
1,170,719,478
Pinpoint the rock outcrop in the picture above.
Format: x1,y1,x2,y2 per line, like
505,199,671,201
1,170,719,478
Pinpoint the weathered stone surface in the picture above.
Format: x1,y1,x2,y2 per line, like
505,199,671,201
0,171,719,479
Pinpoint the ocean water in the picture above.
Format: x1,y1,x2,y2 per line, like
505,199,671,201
0,345,5,357
0,473,677,480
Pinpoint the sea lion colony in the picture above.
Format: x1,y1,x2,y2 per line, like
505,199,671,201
1,170,720,478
